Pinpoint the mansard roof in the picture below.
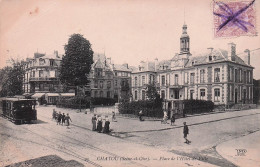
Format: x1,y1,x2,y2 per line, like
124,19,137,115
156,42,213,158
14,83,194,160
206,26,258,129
184,49,252,67
113,64,132,72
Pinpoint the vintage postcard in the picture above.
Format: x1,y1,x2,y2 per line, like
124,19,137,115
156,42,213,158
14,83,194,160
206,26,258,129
0,0,260,167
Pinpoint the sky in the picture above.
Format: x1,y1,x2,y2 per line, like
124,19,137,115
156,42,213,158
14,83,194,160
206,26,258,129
0,0,260,79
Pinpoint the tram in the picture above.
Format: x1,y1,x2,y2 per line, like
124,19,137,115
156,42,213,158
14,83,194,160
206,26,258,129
0,98,37,124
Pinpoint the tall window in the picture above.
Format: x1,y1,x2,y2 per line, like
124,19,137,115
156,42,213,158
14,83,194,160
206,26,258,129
190,73,195,84
161,90,165,99
50,59,54,66
200,89,206,100
214,88,220,101
32,71,35,77
142,90,145,100
134,90,138,100
214,68,220,82
94,80,98,88
175,74,179,85
142,76,145,86
100,91,103,97
200,69,205,83
149,74,154,84
161,76,165,86
107,81,111,89
100,81,103,88
244,71,247,83
248,71,251,83
235,69,238,82
230,68,233,81
107,91,110,98
229,85,233,101
115,80,117,87
239,69,242,82
39,70,43,78
135,77,138,86
175,90,179,99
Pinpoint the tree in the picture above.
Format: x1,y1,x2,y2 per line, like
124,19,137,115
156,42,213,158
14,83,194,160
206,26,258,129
146,83,160,101
0,61,25,97
60,34,94,88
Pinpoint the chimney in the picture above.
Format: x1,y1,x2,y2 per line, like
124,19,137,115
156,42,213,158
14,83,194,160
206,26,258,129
123,63,128,69
228,43,236,61
207,47,214,53
154,58,158,71
244,49,250,65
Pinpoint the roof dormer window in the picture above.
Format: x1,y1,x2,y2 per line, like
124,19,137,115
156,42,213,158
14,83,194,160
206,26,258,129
209,56,212,61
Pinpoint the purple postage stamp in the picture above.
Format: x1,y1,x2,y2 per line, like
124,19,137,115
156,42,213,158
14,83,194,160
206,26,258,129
213,0,257,38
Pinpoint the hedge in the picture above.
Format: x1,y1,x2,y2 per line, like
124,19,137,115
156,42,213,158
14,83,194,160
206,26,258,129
56,97,116,109
118,99,163,118
183,100,214,114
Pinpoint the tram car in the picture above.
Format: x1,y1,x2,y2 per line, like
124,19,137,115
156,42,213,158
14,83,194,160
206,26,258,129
0,98,37,124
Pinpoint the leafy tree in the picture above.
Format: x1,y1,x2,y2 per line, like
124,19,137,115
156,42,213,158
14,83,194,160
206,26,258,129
146,83,160,100
0,61,25,97
60,34,94,88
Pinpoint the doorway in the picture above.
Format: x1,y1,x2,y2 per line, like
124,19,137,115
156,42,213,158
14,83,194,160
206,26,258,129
235,89,238,104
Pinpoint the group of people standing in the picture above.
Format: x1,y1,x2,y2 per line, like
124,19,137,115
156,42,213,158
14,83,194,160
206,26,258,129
91,114,111,133
52,109,72,128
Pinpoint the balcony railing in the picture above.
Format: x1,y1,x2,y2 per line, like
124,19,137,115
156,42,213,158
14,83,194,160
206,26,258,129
29,77,58,81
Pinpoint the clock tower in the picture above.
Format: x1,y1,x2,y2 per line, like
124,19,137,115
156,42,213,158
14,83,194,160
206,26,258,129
180,24,190,54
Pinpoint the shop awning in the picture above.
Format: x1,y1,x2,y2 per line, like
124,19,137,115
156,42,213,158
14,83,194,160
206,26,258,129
46,93,59,97
32,93,45,98
60,93,75,97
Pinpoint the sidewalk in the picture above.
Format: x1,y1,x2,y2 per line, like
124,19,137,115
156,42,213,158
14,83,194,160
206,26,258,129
42,106,260,134
216,131,260,167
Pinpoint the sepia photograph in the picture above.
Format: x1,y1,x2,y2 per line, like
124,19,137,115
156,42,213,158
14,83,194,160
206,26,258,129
0,0,260,166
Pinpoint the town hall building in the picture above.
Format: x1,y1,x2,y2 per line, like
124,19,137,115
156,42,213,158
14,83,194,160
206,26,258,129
131,24,254,112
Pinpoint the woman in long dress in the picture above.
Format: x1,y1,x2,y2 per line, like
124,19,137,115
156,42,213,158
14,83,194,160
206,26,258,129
103,116,110,133
92,114,97,131
65,113,72,128
97,116,103,133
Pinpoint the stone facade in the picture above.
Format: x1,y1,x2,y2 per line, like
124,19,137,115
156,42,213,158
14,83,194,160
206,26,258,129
22,51,62,94
131,24,254,110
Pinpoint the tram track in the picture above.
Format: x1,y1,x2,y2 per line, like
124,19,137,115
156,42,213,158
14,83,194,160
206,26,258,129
0,121,102,167
37,114,147,167
1,114,147,167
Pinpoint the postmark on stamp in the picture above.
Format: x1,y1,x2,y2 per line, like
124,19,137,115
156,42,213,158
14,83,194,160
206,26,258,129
213,0,257,38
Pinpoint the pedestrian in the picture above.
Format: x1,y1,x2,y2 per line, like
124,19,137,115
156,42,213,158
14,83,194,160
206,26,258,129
97,116,103,133
170,114,175,125
103,116,110,133
65,113,72,128
139,110,144,121
92,114,97,131
57,112,62,125
161,110,168,124
61,113,66,125
52,109,56,120
183,122,190,144
112,111,116,122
